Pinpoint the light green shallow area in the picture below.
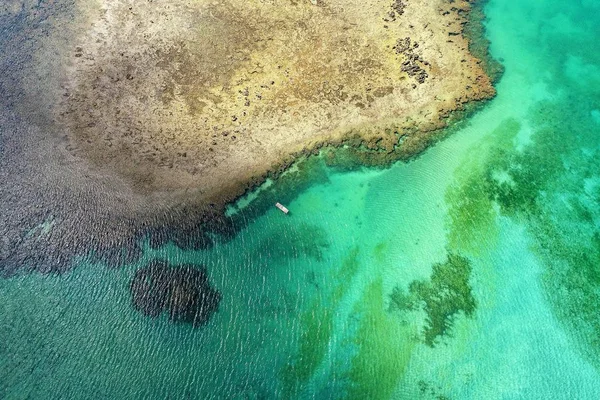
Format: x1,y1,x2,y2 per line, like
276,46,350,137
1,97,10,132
2,0,600,398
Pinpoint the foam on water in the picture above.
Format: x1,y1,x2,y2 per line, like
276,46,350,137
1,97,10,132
2,0,600,398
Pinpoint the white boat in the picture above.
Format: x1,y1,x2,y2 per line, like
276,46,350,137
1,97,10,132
275,202,289,214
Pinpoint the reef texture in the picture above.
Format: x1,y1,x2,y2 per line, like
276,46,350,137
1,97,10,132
0,0,495,273
130,260,221,326
390,253,476,347
58,0,494,206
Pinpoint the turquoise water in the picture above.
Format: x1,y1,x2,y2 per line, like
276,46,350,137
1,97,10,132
2,0,600,398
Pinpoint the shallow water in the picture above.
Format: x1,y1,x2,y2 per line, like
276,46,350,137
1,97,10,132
2,0,600,398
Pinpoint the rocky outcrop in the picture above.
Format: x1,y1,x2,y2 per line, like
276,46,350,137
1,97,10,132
130,260,221,326
58,0,494,204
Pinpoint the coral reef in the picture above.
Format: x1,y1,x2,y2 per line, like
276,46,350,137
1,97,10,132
0,0,497,274
390,253,476,347
130,260,221,326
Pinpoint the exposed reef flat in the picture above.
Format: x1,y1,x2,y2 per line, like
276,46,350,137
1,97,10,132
59,0,494,205
0,0,495,273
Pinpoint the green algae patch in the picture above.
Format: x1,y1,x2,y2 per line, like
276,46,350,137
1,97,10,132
390,254,476,347
443,95,600,364
281,299,334,398
445,118,521,253
446,170,498,254
483,127,564,216
281,248,361,397
346,278,416,399
332,247,361,303
373,241,389,264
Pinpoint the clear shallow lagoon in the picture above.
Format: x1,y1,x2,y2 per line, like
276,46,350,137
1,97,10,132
2,0,600,398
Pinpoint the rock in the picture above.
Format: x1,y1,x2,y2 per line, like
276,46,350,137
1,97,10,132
130,260,221,326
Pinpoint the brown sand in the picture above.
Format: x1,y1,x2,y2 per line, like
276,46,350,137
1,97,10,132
57,0,494,208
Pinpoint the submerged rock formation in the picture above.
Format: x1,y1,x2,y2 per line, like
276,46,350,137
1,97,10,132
130,260,221,326
389,253,476,347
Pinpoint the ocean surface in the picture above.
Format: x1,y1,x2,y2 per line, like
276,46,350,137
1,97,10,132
2,0,600,398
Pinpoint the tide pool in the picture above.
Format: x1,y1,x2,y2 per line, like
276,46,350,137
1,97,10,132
2,0,600,398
